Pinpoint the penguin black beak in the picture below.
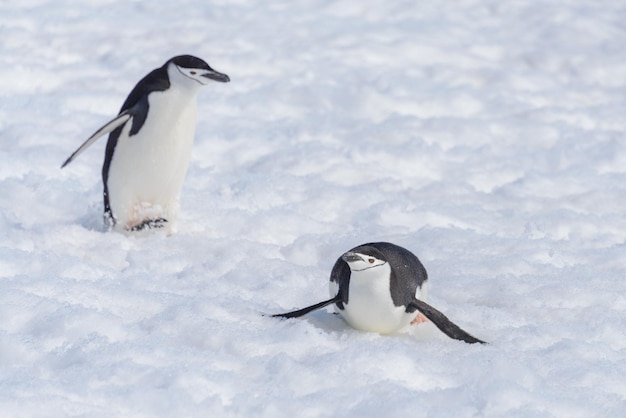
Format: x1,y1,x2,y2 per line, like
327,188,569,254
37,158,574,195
202,69,230,83
341,252,363,263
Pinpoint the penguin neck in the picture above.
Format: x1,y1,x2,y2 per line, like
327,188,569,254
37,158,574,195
154,70,201,119
348,263,393,302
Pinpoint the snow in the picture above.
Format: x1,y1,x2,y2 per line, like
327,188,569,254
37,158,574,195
1,0,626,416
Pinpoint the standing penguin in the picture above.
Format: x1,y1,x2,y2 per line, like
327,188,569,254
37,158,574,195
61,55,230,233
273,242,485,344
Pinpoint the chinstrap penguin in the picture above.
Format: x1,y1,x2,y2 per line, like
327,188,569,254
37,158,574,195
273,242,486,344
61,55,230,233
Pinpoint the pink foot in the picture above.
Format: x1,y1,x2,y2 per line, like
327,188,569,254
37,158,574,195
411,312,429,325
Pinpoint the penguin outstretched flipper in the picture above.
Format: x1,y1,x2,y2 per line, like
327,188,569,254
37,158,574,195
61,111,132,168
407,299,486,344
273,295,342,319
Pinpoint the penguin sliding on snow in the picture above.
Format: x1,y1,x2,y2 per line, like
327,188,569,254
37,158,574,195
273,242,486,344
61,55,230,233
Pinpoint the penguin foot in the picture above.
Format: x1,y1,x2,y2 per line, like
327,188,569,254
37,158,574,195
411,312,429,325
128,218,168,232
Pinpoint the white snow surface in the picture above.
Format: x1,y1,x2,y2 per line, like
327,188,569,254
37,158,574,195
1,0,626,416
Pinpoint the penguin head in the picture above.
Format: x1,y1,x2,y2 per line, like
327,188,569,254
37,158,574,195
166,55,230,87
341,246,388,272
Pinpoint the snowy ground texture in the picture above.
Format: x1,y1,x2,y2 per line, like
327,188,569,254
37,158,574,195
2,0,626,416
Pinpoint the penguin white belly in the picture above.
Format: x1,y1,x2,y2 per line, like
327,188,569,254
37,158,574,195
107,88,198,231
337,264,416,334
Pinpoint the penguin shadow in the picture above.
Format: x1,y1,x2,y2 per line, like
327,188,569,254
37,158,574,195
270,308,463,343
276,309,348,334
75,204,109,233
406,320,452,343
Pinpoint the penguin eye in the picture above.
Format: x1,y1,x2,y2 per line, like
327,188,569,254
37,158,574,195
368,258,375,264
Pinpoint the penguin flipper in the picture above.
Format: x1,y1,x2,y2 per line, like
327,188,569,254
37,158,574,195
272,295,342,319
61,112,132,168
407,299,486,344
